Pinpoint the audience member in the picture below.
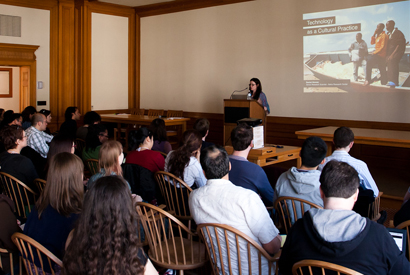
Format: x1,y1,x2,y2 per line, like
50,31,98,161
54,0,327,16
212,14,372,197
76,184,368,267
189,145,281,274
63,176,156,275
274,136,327,211
87,140,129,190
229,123,274,206
0,108,4,123
0,125,38,191
21,106,37,130
10,113,23,127
126,127,165,173
82,124,108,162
0,194,22,274
193,118,214,150
76,111,101,140
0,110,14,130
319,126,379,196
39,109,52,135
42,136,75,178
279,160,410,274
59,106,81,139
165,129,206,188
149,118,172,154
24,152,84,274
25,113,53,158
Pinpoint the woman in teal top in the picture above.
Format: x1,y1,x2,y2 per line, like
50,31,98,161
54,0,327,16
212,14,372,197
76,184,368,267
82,124,108,161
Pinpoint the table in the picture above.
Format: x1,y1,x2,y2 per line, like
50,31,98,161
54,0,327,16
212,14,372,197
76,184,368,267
295,126,410,155
101,114,190,142
225,145,301,167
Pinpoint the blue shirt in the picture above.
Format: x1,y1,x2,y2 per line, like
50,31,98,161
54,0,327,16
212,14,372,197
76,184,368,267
228,155,274,206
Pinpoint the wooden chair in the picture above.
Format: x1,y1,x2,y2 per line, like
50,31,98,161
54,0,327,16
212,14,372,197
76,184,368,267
292,260,363,275
154,150,168,158
131,108,145,115
12,232,63,275
74,138,85,157
0,247,21,275
0,172,37,219
274,196,323,234
368,192,383,221
155,171,193,229
167,110,183,118
136,202,207,274
148,109,164,117
34,178,46,194
197,223,281,275
396,220,410,261
85,159,100,176
166,110,184,140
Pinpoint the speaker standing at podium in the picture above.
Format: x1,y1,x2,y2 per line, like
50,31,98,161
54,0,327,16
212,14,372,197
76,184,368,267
249,78,270,115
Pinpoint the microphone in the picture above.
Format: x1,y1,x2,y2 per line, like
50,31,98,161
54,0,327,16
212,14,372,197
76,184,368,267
230,87,249,99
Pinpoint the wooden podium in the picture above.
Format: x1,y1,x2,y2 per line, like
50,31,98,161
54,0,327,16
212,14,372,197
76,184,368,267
223,99,266,145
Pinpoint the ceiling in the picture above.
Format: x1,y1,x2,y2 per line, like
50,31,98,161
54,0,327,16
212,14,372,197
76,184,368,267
97,0,178,7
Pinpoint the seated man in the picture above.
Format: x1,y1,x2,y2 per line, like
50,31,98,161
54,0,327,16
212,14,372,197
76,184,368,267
229,123,274,206
279,160,410,275
189,145,281,274
193,118,214,150
59,106,81,139
274,136,326,216
319,126,379,197
25,113,53,158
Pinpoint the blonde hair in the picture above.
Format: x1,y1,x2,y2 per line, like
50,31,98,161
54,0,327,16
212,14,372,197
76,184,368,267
99,140,123,177
36,152,84,217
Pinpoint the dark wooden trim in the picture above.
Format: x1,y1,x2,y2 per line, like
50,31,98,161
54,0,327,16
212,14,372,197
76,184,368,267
135,14,140,110
0,0,58,10
135,0,254,17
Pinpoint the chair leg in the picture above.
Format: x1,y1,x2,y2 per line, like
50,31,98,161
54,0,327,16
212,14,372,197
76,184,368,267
179,270,184,275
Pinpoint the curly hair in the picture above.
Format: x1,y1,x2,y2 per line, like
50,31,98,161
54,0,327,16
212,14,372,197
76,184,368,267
63,176,145,275
167,129,202,181
0,125,24,150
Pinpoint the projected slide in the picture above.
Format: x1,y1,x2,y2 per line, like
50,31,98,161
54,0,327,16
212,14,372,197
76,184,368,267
303,1,410,93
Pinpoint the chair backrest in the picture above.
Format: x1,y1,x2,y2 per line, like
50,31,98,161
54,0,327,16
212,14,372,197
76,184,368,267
292,260,363,275
369,192,383,221
85,159,100,176
0,172,37,219
148,109,164,117
274,196,323,234
12,232,63,275
34,178,46,194
0,247,21,275
167,110,183,118
197,223,279,275
396,219,410,261
154,171,193,220
136,202,207,269
131,108,145,115
74,138,86,157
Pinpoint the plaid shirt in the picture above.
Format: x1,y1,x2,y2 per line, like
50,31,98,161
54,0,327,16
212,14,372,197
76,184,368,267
25,126,53,158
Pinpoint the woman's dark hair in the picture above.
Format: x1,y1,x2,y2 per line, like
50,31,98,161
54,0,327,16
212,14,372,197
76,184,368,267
250,78,263,100
128,127,152,151
0,125,24,150
83,111,101,125
22,106,37,123
45,136,74,173
85,124,107,152
0,110,14,129
64,107,77,121
149,118,168,142
63,176,144,275
39,109,51,117
167,129,202,181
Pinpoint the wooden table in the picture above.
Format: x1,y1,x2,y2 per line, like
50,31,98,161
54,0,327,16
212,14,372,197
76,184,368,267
295,126,410,155
101,114,190,141
225,145,301,167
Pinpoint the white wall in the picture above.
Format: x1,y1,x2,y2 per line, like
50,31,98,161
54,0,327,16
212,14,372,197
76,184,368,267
140,0,410,123
91,12,129,110
0,66,19,112
0,4,50,110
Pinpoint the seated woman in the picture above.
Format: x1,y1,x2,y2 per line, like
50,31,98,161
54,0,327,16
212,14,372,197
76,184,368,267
76,111,101,140
149,118,172,154
87,140,129,190
39,109,53,135
23,152,84,273
41,136,75,179
21,106,37,130
125,127,165,173
165,129,207,188
0,125,38,191
63,176,156,275
82,124,108,162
